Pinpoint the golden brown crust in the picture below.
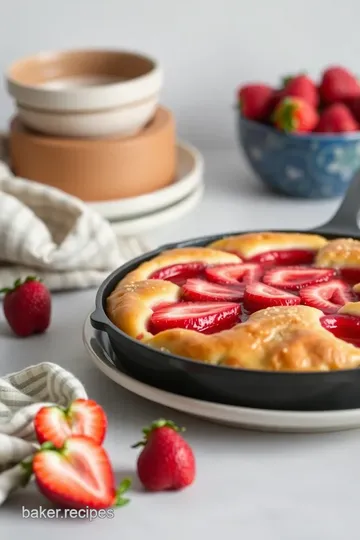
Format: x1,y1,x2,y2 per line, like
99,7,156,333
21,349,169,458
316,238,360,268
353,283,360,293
106,281,360,371
339,301,360,316
120,248,241,285
209,232,327,258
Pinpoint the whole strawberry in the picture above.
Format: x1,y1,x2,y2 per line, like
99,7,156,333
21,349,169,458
315,103,358,133
132,419,196,491
283,74,319,108
320,66,360,104
238,84,274,121
0,276,51,337
273,97,319,133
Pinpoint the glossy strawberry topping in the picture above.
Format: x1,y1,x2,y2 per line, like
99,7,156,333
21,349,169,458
149,302,241,335
244,283,300,313
150,263,206,285
145,250,360,345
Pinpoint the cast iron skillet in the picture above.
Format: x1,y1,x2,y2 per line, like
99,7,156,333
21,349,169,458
91,172,360,412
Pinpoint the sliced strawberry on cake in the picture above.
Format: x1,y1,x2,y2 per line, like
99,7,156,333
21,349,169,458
182,278,245,302
263,266,336,290
149,302,241,335
243,283,300,313
300,280,355,314
205,263,262,285
150,262,206,285
321,302,360,347
249,249,316,266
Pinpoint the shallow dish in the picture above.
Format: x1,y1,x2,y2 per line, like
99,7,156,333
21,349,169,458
90,172,360,412
83,315,360,433
88,141,203,220
6,49,162,137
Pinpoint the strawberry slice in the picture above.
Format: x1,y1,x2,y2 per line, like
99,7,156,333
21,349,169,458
300,280,355,314
340,268,360,285
149,302,241,334
34,399,107,448
249,249,316,266
182,278,245,302
263,266,336,290
243,282,300,313
205,263,262,285
32,436,131,509
150,263,206,285
321,314,360,347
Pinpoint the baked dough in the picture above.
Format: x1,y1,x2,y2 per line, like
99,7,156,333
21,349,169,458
120,247,241,285
209,232,327,258
316,238,360,268
106,281,360,371
106,232,360,372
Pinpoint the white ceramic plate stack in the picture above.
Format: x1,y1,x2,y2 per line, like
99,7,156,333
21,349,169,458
6,49,204,235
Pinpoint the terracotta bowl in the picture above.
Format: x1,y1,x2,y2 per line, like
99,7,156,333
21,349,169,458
6,49,162,138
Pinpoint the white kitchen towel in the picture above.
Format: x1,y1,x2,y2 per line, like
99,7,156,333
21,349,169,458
0,159,149,291
0,362,88,505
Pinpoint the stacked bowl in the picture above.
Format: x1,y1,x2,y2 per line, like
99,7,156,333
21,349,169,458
5,49,203,232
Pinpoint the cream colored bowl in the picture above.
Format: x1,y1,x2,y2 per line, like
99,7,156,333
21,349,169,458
6,49,162,138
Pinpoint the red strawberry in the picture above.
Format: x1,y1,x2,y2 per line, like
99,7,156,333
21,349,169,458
315,103,358,133
319,66,360,104
267,89,286,118
205,263,262,285
182,278,245,302
300,280,355,314
149,301,241,334
283,75,319,108
238,84,274,121
0,276,51,337
244,282,300,313
31,436,131,509
273,97,319,133
263,266,336,290
34,399,107,448
248,249,316,266
345,97,360,123
132,419,195,491
340,268,360,285
150,263,206,285
321,314,360,347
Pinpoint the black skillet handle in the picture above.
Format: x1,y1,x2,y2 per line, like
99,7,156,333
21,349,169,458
90,310,108,332
311,170,360,236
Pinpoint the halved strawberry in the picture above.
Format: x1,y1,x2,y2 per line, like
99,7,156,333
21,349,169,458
150,263,206,285
248,249,316,266
32,436,131,509
340,268,360,286
205,263,262,285
149,302,241,334
243,282,300,313
300,280,355,314
263,266,336,290
34,399,107,448
321,314,360,347
182,278,245,302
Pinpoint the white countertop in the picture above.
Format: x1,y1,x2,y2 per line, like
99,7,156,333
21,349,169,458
2,148,359,539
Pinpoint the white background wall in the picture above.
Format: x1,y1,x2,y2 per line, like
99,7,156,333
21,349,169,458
0,0,359,150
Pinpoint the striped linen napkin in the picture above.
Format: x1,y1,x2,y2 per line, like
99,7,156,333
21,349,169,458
0,362,88,505
0,158,149,291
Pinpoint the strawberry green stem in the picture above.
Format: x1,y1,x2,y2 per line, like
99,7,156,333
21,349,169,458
0,275,40,295
131,418,185,448
273,98,299,132
114,478,132,507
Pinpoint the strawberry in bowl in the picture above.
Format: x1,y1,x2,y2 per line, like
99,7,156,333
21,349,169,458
236,66,360,199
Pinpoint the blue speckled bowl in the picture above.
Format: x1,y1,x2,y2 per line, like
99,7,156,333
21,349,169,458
237,112,360,198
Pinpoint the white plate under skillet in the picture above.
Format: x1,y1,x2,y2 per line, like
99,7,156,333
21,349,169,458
88,141,204,221
83,315,360,433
